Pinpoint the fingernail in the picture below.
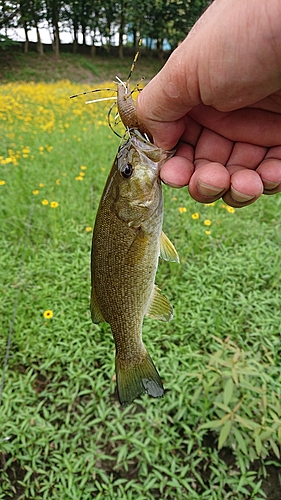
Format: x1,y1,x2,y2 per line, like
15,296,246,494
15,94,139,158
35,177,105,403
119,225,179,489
262,180,280,190
198,180,224,197
230,187,255,202
161,179,182,188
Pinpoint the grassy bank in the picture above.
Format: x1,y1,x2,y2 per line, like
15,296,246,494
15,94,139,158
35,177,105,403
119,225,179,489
0,80,281,499
0,50,164,84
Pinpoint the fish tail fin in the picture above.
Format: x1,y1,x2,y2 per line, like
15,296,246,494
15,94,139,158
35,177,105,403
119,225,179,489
115,352,164,407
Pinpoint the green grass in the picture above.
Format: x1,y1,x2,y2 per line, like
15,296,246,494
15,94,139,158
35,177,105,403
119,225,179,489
1,81,281,499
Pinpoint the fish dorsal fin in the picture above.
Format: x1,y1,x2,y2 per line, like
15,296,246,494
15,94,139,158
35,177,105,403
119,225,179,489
90,287,105,323
160,231,180,263
145,285,173,322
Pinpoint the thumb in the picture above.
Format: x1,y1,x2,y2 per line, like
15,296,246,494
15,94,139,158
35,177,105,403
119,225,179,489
136,46,199,149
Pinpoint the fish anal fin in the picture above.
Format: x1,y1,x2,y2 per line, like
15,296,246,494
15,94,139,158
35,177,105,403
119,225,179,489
90,286,105,323
116,352,164,407
146,285,173,322
160,231,180,263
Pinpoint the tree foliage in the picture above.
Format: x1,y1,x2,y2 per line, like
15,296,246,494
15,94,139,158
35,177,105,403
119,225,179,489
0,0,211,55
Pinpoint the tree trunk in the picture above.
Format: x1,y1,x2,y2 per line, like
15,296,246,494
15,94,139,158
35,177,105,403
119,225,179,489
133,28,138,49
118,18,124,58
23,22,29,53
147,37,152,50
53,20,60,56
90,40,96,57
118,40,123,59
47,21,53,46
81,25,87,46
73,19,78,53
36,23,44,55
156,38,164,60
118,0,125,59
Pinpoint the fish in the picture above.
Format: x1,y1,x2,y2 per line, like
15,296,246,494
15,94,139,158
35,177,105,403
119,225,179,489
90,129,179,406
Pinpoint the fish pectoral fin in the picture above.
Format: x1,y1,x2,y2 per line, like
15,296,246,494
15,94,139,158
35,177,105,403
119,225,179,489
160,231,180,263
145,285,173,322
90,287,105,323
116,352,164,407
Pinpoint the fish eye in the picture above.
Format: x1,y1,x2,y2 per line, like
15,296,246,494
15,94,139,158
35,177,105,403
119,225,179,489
121,163,133,178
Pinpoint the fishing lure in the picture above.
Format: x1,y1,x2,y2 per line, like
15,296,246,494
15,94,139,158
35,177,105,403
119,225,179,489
70,42,150,138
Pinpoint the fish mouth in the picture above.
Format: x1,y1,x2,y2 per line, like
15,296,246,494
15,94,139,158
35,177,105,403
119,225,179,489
130,130,176,164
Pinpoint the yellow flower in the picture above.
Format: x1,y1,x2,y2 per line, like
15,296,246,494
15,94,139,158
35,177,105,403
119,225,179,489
75,176,83,181
22,147,30,154
1,157,12,165
85,226,92,232
204,219,212,226
79,172,85,177
50,201,59,208
205,230,211,235
42,199,49,205
56,179,60,185
220,203,227,209
191,213,199,219
43,310,53,319
39,146,44,152
32,189,39,195
0,180,6,186
39,183,44,187
172,197,178,201
178,207,187,214
227,206,235,213
204,202,215,207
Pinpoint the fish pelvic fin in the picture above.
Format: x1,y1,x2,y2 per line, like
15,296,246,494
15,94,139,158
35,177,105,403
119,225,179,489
116,352,164,407
160,231,180,263
146,285,173,321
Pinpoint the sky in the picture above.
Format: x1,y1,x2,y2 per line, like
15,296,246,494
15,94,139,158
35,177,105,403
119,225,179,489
2,23,119,45
2,25,170,49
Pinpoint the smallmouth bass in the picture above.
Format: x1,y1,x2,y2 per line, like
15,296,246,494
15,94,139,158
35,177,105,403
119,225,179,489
91,130,179,406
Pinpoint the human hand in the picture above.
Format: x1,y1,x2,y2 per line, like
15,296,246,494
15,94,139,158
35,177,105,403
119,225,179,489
136,0,281,207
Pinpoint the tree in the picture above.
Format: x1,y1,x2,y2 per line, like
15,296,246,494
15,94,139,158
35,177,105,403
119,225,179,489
31,0,45,55
98,0,119,48
0,0,211,58
15,0,45,54
127,0,211,53
87,0,104,57
44,0,63,56
17,0,30,52
0,0,19,32
65,0,79,52
167,0,211,49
